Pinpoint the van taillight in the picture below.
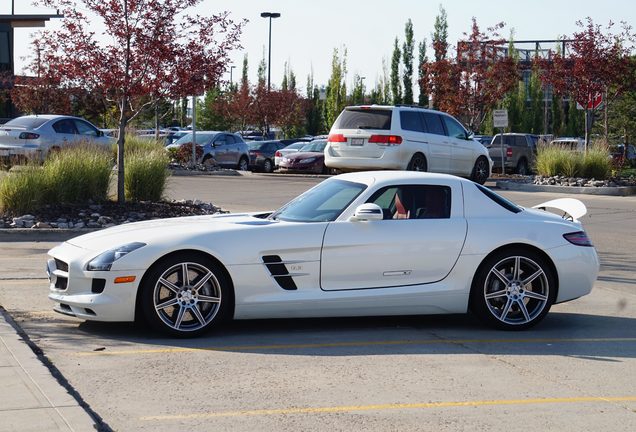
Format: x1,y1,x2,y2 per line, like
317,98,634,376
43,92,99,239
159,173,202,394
369,135,402,146
506,147,513,157
328,133,347,143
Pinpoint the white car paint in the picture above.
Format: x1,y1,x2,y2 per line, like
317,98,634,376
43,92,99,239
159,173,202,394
47,171,599,334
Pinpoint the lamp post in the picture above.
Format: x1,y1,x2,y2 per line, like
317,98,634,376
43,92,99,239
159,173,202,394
260,12,281,93
229,65,236,87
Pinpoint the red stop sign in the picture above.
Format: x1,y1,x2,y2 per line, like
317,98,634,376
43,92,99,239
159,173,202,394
579,93,603,110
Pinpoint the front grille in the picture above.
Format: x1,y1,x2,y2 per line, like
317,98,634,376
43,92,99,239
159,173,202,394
54,259,69,272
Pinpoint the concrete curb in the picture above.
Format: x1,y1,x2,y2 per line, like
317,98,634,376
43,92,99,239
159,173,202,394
496,180,636,196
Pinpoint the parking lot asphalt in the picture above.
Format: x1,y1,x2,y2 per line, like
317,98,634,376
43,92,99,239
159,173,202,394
0,174,635,431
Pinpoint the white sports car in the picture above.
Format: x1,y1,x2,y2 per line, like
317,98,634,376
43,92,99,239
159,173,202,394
47,171,599,337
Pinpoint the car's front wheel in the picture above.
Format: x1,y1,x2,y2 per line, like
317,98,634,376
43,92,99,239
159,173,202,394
140,253,233,337
470,249,556,330
470,156,489,184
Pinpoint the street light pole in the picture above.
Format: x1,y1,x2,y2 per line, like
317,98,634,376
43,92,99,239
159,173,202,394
260,12,281,93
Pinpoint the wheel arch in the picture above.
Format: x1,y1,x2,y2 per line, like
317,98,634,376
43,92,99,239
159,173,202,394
468,242,559,310
134,248,236,321
406,152,427,170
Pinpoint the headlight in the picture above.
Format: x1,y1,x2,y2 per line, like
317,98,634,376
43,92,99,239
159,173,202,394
299,157,316,164
86,242,146,271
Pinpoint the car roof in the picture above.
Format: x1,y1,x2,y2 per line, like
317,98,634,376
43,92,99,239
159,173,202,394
333,170,466,187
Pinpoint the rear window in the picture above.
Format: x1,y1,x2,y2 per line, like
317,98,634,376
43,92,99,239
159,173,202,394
474,184,522,213
3,117,49,129
332,109,391,130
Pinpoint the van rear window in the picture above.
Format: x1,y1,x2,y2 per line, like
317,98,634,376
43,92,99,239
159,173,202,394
332,109,392,130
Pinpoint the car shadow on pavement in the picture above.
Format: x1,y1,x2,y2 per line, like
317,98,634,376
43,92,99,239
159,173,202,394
22,311,635,359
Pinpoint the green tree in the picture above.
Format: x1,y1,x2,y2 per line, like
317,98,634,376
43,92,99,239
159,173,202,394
402,19,415,105
350,74,365,105
325,47,347,128
551,94,565,136
565,100,584,137
241,54,249,88
522,66,544,134
390,37,402,105
432,4,449,62
417,39,429,107
197,86,230,131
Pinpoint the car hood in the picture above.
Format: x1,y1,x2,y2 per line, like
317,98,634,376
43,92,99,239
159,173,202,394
285,151,323,161
66,213,276,251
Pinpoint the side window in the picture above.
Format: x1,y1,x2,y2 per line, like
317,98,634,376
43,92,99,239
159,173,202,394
399,111,426,132
421,113,446,136
515,135,527,147
225,134,236,144
441,115,467,140
74,120,99,136
213,136,227,146
367,185,451,220
52,119,77,134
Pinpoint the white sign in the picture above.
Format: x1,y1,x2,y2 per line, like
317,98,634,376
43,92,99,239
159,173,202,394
493,110,508,128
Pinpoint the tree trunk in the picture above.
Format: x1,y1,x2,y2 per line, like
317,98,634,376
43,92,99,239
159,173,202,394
117,98,128,204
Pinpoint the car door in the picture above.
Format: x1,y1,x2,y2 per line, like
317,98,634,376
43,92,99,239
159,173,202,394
51,119,80,149
211,134,229,166
224,134,239,165
441,114,474,175
420,112,450,173
320,183,467,291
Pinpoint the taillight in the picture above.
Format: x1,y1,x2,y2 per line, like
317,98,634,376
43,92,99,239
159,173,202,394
506,147,513,157
328,133,347,143
563,231,593,247
275,150,281,157
368,135,402,146
19,132,40,139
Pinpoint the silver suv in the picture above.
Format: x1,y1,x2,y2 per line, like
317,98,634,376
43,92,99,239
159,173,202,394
324,105,492,184
487,133,539,175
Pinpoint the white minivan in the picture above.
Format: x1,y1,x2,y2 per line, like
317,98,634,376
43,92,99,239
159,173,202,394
324,105,492,184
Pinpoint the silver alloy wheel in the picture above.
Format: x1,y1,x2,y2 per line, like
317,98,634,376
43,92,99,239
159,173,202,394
483,256,549,325
238,157,248,171
153,262,222,332
473,157,489,184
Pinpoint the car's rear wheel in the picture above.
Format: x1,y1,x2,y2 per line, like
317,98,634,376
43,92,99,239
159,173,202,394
470,249,556,330
140,253,232,337
470,156,489,184
263,158,273,173
237,156,249,171
516,158,529,175
407,153,427,171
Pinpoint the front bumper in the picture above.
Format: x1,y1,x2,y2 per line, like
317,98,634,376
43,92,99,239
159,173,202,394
47,243,144,322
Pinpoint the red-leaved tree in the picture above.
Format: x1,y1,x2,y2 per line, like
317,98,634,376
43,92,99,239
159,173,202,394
537,18,636,148
421,18,518,131
37,0,245,202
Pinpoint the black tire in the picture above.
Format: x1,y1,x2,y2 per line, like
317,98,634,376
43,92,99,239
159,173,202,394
263,159,273,173
140,252,233,337
470,248,556,330
470,156,489,185
237,156,249,171
406,153,427,171
516,158,528,175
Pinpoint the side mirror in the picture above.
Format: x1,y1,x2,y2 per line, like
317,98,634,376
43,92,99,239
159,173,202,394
350,203,384,222
97,130,104,137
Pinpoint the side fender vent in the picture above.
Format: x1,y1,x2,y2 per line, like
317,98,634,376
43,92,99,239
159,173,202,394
262,255,297,290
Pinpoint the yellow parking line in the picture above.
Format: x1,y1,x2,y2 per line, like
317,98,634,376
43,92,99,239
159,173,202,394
140,396,636,421
76,337,636,356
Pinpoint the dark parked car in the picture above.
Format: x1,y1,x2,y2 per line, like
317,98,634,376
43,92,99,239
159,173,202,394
487,133,539,174
168,131,249,170
247,140,289,172
278,139,329,174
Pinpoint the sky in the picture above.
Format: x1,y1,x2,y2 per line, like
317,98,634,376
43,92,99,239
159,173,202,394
7,0,636,93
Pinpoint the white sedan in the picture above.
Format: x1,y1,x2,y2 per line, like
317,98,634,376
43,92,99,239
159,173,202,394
47,172,599,337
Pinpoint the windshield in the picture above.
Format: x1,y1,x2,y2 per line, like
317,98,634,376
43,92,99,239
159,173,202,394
269,179,366,222
174,133,215,146
299,140,327,153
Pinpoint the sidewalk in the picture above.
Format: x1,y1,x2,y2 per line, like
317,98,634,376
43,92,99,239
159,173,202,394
0,308,98,432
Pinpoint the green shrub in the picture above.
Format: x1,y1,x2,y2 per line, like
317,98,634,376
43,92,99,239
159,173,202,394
125,149,170,201
111,134,166,159
583,143,611,179
535,145,568,177
560,151,583,177
43,144,113,204
0,165,46,215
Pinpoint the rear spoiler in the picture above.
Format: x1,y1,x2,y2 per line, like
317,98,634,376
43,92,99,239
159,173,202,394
532,198,587,222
